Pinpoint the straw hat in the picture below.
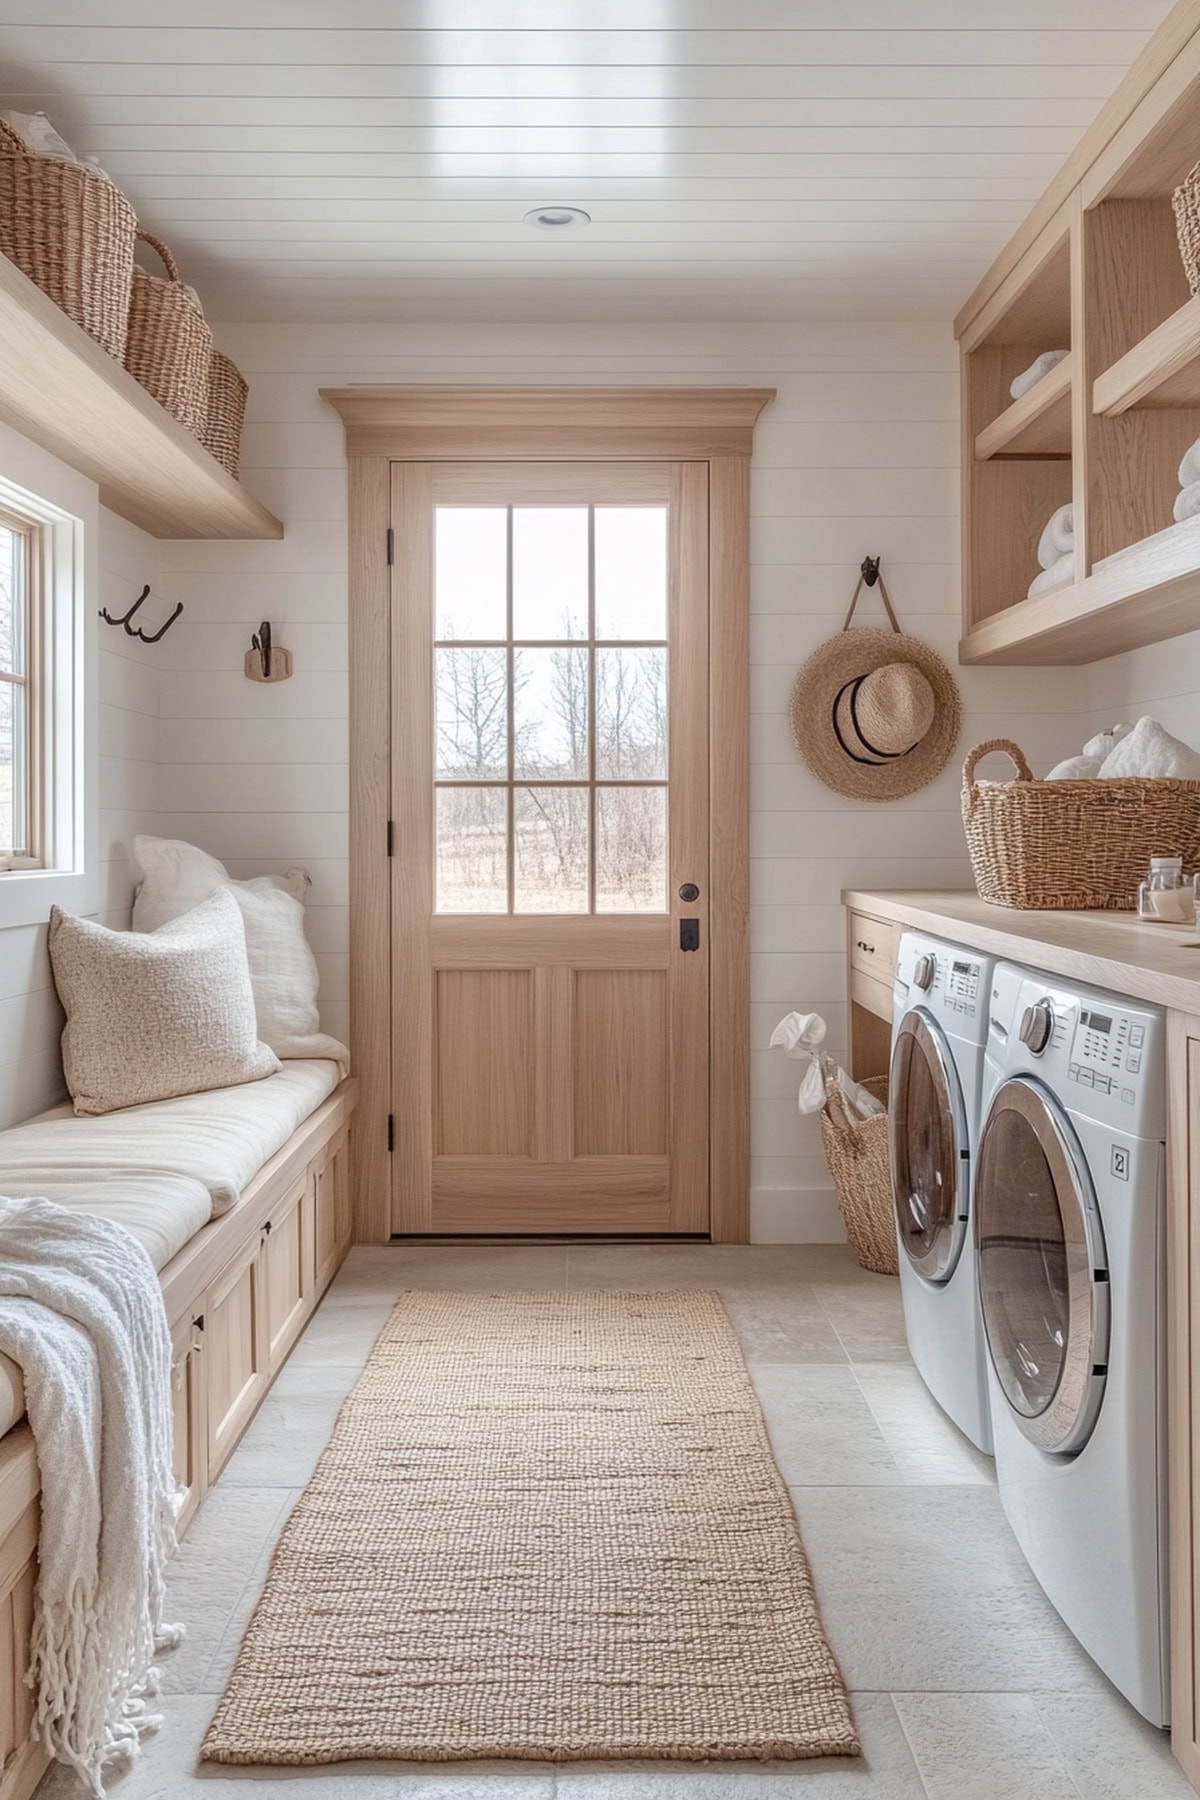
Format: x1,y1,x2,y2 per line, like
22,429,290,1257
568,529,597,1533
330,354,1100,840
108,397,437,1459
789,561,961,801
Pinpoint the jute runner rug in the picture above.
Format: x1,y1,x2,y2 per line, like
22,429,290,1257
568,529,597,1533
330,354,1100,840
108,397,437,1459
202,1288,858,1766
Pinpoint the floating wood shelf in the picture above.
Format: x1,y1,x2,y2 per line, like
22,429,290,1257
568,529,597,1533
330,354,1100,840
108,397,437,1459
0,251,281,540
959,514,1200,664
974,354,1073,460
1093,292,1200,414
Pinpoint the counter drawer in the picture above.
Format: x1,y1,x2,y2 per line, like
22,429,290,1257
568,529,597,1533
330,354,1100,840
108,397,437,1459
850,965,895,1026
849,912,899,984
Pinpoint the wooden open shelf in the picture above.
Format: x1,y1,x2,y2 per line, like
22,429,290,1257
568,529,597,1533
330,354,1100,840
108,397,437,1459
975,354,1073,460
0,250,281,540
960,513,1200,664
1094,291,1200,413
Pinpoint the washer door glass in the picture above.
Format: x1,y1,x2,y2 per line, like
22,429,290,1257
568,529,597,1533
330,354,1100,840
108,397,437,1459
975,1076,1108,1454
888,1011,966,1283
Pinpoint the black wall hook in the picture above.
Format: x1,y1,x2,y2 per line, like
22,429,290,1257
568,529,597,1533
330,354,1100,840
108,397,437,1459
98,583,182,643
133,600,183,644
99,583,150,629
251,620,272,679
860,555,882,588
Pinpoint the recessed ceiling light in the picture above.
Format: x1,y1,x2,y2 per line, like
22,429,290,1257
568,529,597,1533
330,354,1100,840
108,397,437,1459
524,206,591,231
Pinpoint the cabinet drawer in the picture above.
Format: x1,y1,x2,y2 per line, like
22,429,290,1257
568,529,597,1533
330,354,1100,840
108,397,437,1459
849,912,899,983
850,965,895,1026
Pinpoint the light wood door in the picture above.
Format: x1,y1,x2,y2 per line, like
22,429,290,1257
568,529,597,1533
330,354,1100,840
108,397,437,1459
390,460,709,1235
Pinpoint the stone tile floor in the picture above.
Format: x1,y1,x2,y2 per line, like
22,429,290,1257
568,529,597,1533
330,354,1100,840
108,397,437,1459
36,1243,1193,1800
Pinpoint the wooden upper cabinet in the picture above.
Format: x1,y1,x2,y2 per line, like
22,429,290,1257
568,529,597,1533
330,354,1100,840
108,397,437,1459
957,1,1200,666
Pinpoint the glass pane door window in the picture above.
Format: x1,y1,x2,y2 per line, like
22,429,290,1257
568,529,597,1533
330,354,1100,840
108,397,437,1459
434,504,669,915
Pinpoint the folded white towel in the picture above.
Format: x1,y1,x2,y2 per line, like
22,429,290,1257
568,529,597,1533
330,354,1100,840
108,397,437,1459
1098,716,1200,780
1046,754,1102,780
1175,480,1200,524
1,108,78,161
1028,550,1074,597
1082,722,1131,760
1037,504,1074,571
1010,350,1069,401
1180,439,1200,488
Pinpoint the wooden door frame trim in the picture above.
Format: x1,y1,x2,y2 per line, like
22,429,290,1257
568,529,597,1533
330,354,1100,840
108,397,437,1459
324,384,774,1246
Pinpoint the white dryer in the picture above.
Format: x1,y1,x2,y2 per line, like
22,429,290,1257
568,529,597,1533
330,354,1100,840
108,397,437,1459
976,964,1167,1725
890,932,995,1453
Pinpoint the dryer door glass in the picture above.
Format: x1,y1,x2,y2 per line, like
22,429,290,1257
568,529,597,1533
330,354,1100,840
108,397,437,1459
975,1077,1108,1455
888,1011,966,1282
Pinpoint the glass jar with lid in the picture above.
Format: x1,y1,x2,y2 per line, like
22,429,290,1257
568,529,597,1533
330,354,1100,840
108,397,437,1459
1137,855,1198,924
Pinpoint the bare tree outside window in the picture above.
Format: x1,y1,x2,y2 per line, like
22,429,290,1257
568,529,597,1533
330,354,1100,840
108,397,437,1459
433,505,669,914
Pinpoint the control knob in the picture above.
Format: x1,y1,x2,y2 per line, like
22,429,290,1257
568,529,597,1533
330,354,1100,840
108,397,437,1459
913,953,936,992
1019,999,1054,1055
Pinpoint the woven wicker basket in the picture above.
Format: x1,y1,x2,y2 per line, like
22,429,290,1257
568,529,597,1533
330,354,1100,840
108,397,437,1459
203,350,249,477
0,118,136,360
962,737,1200,910
123,231,212,437
1174,160,1200,295
819,1075,897,1276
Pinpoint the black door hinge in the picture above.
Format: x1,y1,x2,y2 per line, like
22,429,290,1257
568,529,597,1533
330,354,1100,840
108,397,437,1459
387,1114,395,1153
386,526,395,565
386,819,395,857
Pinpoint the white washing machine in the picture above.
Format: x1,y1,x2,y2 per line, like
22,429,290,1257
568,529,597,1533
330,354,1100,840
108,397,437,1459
977,963,1168,1725
890,932,995,1454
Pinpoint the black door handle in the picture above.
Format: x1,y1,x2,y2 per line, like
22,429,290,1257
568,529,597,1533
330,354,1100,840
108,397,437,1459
680,918,700,951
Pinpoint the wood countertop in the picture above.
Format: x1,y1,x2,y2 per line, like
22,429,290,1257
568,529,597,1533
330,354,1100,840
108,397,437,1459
843,889,1200,1016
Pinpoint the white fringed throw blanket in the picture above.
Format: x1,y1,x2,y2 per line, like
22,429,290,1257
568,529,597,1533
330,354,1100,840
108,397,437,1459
0,1198,183,1795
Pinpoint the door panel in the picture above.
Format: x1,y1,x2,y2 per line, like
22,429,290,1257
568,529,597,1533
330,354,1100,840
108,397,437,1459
390,460,709,1236
435,969,534,1156
573,970,669,1156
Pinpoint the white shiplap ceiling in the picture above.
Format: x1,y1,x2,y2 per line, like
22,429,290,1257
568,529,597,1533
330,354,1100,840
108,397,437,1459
0,2,1176,323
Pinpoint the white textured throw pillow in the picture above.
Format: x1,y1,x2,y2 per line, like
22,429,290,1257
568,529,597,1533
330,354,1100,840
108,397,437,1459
49,891,280,1116
131,836,347,1070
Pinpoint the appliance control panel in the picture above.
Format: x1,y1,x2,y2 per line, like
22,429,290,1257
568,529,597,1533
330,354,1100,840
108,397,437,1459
992,965,1165,1138
945,956,983,1015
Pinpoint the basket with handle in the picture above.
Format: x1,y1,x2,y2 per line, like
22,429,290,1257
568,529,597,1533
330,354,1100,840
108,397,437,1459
1175,160,1200,295
0,117,136,360
202,349,249,477
962,737,1200,910
123,230,213,437
819,1074,896,1276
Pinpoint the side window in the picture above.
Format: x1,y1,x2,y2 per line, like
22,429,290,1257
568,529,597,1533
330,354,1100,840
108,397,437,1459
0,473,84,886
0,510,35,865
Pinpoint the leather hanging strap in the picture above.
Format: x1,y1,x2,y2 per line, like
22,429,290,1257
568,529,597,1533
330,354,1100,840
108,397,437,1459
841,554,902,634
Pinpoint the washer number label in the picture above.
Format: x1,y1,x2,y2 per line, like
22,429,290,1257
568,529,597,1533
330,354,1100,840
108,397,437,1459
1111,1145,1130,1182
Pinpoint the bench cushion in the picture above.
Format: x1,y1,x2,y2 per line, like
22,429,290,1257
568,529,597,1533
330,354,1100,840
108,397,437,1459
0,1059,341,1214
0,1059,343,1442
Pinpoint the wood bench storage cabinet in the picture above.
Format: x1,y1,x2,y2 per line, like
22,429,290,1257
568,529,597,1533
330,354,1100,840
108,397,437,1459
0,1079,357,1800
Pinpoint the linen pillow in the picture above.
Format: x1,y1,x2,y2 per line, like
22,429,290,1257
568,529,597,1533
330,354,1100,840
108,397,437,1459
132,835,348,1070
49,890,280,1117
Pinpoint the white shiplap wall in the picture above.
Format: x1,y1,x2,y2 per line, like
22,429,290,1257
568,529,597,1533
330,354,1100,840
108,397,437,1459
160,318,1087,1240
1083,629,1200,754
0,492,163,1131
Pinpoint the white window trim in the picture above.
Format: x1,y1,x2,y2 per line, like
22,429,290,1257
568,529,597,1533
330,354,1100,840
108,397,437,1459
0,423,97,932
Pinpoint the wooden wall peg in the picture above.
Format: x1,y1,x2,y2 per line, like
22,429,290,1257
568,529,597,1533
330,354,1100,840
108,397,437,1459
244,620,292,683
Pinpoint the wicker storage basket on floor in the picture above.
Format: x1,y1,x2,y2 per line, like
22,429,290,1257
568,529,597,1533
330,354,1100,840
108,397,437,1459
819,1074,897,1276
124,230,212,437
203,350,249,476
1174,160,1200,294
0,118,136,360
962,738,1200,910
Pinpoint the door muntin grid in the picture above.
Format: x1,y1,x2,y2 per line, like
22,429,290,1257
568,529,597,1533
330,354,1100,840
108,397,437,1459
434,502,669,916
